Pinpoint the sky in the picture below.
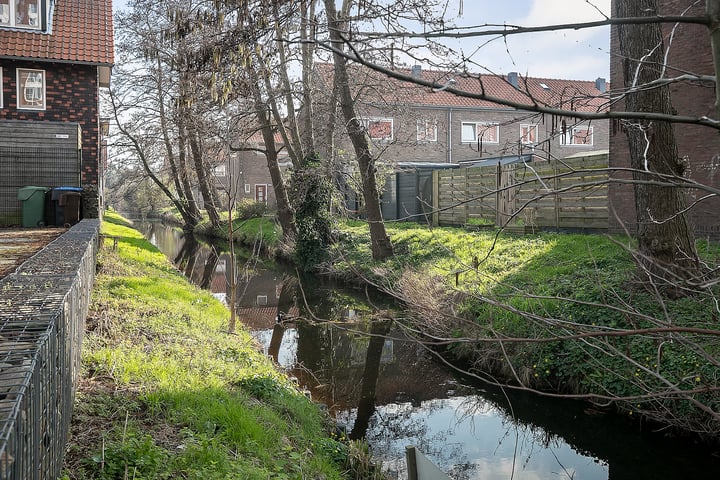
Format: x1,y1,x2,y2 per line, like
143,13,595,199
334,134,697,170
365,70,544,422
422,0,611,80
112,0,611,81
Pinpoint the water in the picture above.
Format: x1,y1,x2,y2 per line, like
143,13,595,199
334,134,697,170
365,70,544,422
137,221,720,480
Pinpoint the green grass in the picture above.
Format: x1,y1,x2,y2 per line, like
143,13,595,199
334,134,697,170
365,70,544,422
62,211,353,480
195,214,280,251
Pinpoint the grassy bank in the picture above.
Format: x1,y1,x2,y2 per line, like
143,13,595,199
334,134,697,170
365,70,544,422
328,220,720,439
62,212,373,480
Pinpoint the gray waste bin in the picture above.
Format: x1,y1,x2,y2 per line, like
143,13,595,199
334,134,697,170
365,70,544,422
17,186,49,228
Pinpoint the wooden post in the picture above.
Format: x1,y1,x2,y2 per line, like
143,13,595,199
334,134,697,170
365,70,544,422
464,167,470,225
432,170,439,227
405,445,451,480
406,446,419,480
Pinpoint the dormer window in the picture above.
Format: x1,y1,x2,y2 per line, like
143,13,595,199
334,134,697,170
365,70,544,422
0,0,43,30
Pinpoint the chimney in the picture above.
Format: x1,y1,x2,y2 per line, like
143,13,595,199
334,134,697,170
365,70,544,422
411,65,422,78
507,71,519,88
595,77,607,93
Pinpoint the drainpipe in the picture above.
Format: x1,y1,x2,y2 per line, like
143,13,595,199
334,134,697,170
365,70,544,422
447,107,453,163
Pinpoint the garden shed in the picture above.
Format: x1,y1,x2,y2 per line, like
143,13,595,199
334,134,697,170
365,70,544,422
381,162,458,222
0,120,82,226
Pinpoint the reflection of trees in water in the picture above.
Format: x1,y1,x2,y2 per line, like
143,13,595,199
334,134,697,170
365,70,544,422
174,233,200,278
362,400,471,480
350,320,392,439
291,274,397,413
199,247,219,290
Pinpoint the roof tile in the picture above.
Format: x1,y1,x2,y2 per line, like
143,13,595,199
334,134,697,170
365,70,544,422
316,63,608,113
0,0,114,65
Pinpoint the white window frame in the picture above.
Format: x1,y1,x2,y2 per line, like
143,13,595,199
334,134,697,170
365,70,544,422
520,124,538,145
0,67,3,109
0,0,42,29
361,117,394,141
244,184,251,194
560,125,594,146
16,68,45,110
213,164,226,177
416,119,438,142
461,121,499,144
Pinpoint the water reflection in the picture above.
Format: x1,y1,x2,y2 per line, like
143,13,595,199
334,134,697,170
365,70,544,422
136,221,720,480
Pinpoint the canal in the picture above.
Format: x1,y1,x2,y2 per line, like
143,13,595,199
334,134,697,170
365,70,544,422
138,221,720,480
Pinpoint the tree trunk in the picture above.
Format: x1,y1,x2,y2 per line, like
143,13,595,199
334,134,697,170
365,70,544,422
249,67,297,241
175,124,201,227
299,0,317,157
187,126,222,228
614,0,702,295
157,55,201,226
324,0,394,261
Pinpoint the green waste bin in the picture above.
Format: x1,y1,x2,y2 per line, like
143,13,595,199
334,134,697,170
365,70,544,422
17,186,49,228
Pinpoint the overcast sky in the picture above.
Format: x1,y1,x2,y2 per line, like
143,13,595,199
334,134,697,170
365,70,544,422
112,0,610,81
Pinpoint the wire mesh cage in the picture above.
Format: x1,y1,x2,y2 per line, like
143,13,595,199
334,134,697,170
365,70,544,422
0,220,98,479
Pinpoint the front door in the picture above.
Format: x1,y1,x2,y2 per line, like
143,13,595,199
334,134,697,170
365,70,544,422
255,184,267,203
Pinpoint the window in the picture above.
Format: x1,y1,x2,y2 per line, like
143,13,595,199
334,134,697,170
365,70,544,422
362,117,393,141
520,124,538,144
0,0,42,29
213,164,226,177
17,68,45,110
244,184,251,194
461,122,499,143
0,67,3,109
560,125,594,146
416,120,437,142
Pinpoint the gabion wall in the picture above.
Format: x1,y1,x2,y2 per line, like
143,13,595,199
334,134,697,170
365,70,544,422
0,220,99,479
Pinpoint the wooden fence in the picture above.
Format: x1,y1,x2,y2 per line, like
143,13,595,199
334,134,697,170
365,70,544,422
431,152,609,231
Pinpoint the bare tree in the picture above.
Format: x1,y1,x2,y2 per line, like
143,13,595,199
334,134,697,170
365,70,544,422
112,0,230,229
323,0,395,261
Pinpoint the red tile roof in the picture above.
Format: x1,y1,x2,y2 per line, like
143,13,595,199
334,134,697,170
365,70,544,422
0,0,114,65
315,63,608,113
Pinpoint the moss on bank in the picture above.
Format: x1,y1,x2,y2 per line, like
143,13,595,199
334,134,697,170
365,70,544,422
62,212,375,480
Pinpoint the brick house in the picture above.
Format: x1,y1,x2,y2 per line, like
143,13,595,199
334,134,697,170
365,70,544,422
609,0,720,238
314,63,609,167
212,130,291,208
214,64,609,213
0,0,114,220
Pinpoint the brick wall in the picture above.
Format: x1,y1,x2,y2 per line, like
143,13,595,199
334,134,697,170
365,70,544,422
0,60,102,215
347,103,609,166
609,0,720,238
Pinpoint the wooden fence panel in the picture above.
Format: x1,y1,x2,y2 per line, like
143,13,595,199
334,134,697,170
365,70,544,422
433,153,609,231
435,167,496,226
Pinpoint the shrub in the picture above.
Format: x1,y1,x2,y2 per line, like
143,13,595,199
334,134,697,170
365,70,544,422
235,199,270,220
